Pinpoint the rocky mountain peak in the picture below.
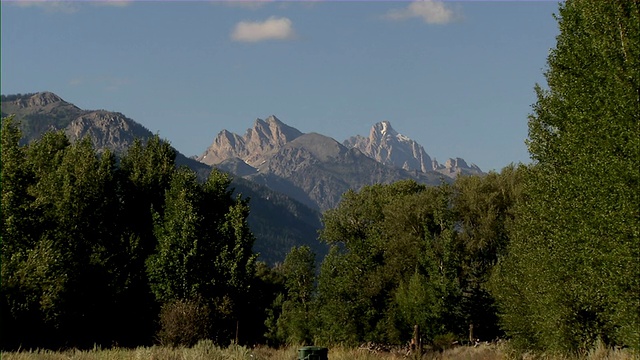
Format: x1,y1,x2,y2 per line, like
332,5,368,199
265,114,282,125
65,111,152,153
344,121,484,178
198,115,303,167
432,157,483,177
372,120,398,138
8,91,69,109
344,122,432,173
251,115,301,142
28,92,64,107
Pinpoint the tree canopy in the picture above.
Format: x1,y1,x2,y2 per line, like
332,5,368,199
0,118,255,348
491,0,639,352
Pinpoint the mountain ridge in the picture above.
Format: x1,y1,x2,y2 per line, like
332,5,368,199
1,92,326,265
343,120,483,178
201,119,462,210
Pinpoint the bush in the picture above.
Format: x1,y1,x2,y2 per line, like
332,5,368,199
157,298,211,347
432,333,458,352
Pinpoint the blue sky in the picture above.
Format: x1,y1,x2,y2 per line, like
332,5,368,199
1,0,560,172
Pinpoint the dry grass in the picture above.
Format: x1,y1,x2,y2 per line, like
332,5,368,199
1,341,636,360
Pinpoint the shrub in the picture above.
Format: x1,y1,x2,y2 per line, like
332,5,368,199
432,333,458,352
157,298,211,347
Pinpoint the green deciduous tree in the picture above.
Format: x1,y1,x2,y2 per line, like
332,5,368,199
270,246,316,345
314,172,524,347
115,136,178,345
316,182,467,346
146,167,256,344
1,121,132,347
491,0,639,352
453,166,523,342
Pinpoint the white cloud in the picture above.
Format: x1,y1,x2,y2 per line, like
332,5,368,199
222,0,273,11
385,0,459,25
94,1,132,8
11,0,131,12
12,1,79,14
231,16,296,42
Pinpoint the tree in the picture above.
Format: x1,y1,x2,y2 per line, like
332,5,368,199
452,166,523,342
491,0,639,351
271,246,316,345
146,168,207,303
1,123,130,347
146,167,256,345
316,181,473,346
316,182,427,345
115,136,178,345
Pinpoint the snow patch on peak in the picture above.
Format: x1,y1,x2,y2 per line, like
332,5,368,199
374,121,399,138
381,121,390,134
396,133,410,142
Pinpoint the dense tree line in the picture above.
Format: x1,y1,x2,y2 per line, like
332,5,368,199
264,169,520,348
0,115,524,351
1,0,637,353
0,118,257,349
262,0,639,353
491,0,639,352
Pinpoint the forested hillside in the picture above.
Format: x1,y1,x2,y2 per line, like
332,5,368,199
0,92,325,266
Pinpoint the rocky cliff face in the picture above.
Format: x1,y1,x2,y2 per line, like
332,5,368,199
432,157,484,178
204,120,446,211
344,121,483,178
198,115,302,167
65,111,153,153
1,92,153,152
1,92,86,144
343,121,433,173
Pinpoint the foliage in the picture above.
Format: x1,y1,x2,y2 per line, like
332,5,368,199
314,174,520,346
491,0,639,352
0,119,257,349
146,166,256,344
1,118,127,347
157,298,211,347
268,246,316,345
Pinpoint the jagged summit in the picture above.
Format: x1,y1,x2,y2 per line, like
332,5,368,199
344,121,433,173
344,121,482,178
376,121,396,136
371,121,412,143
432,157,483,177
198,116,448,210
197,115,303,167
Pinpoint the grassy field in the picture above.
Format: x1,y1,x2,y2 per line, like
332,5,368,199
1,341,636,360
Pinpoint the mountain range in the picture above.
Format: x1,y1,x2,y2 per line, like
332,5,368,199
1,92,483,262
1,92,324,264
198,116,482,210
344,120,483,178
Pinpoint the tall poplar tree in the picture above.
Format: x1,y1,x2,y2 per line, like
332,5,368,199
492,0,639,351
